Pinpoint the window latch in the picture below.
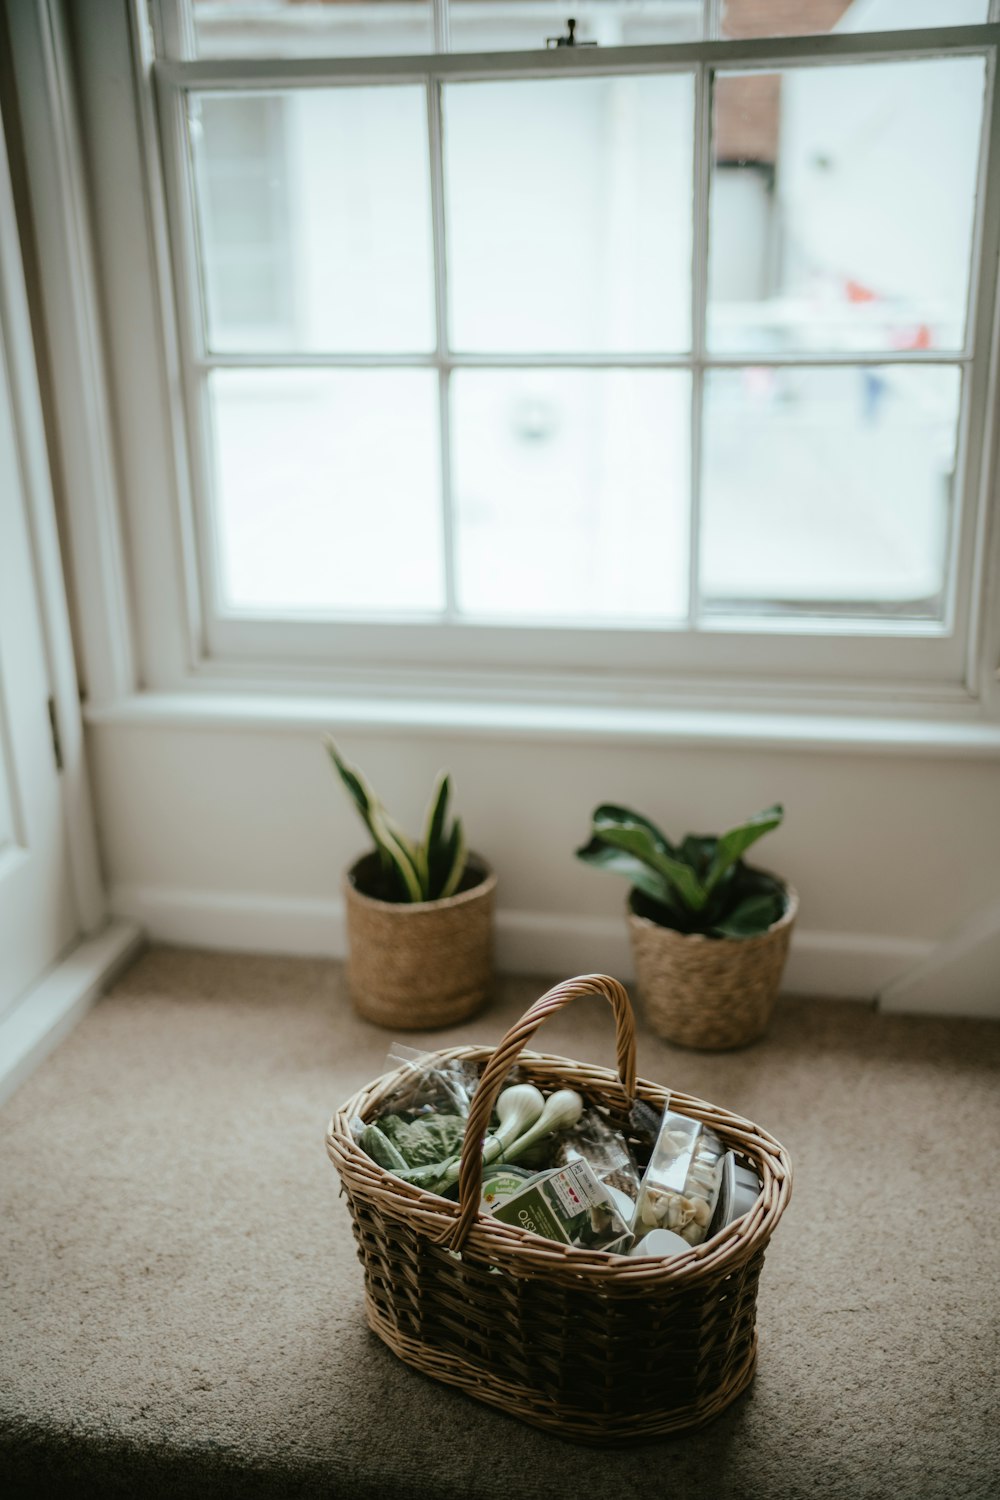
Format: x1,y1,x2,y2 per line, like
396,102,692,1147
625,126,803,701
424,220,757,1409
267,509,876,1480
546,18,598,49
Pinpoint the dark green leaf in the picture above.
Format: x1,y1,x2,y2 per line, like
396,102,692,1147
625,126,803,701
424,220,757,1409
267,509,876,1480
576,837,675,908
422,772,450,865
324,737,378,832
711,889,785,939
592,824,708,911
679,835,716,879
592,804,677,857
436,818,468,900
704,804,784,898
369,806,424,902
629,886,692,932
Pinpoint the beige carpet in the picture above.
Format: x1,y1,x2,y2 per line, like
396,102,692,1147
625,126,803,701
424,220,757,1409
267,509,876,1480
1,945,998,1499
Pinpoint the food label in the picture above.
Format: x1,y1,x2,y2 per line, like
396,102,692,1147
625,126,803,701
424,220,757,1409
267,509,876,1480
492,1159,632,1254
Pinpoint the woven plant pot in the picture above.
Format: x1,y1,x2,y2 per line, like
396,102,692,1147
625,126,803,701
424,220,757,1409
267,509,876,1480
628,880,798,1050
326,974,793,1444
344,851,496,1029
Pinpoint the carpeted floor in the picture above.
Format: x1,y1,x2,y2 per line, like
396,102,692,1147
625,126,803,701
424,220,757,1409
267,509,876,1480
1,945,998,1499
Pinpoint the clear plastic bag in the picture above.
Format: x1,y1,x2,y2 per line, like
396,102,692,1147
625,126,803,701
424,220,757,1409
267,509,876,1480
633,1109,726,1247
374,1043,480,1121
350,1044,480,1185
552,1108,641,1207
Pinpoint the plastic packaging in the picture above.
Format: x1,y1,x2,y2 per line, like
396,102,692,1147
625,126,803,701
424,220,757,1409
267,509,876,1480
552,1108,642,1207
376,1043,480,1120
629,1228,691,1259
633,1109,725,1247
707,1151,762,1238
492,1159,633,1255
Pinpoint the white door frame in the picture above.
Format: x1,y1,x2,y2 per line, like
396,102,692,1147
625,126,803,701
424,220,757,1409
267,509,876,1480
0,90,142,1106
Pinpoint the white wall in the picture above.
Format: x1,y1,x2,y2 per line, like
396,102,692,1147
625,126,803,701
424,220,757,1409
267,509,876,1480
94,719,1000,1011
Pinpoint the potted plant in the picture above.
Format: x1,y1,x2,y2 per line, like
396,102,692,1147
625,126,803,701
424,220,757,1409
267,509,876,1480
576,803,796,1049
325,738,496,1029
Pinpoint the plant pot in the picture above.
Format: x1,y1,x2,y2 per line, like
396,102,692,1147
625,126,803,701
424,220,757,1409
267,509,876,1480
627,879,798,1050
344,851,497,1029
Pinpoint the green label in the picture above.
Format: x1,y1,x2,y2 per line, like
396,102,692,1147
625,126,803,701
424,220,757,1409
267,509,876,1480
493,1185,571,1243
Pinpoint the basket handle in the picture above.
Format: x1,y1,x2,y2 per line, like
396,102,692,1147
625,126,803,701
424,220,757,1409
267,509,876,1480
443,973,636,1253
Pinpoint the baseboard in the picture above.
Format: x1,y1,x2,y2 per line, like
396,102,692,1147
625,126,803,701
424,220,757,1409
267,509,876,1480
0,918,144,1108
109,882,937,1005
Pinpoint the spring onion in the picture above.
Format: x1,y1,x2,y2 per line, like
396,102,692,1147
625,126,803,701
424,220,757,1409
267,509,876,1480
441,1083,544,1187
503,1089,585,1164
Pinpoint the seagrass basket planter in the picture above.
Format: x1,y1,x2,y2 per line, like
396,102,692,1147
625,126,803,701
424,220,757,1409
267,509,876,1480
325,974,792,1445
628,881,798,1051
345,851,496,1029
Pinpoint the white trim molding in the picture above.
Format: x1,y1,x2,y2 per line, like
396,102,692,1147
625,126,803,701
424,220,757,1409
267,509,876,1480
880,898,1000,1018
0,69,106,933
0,919,144,1108
109,881,936,1007
3,0,137,705
84,689,1000,758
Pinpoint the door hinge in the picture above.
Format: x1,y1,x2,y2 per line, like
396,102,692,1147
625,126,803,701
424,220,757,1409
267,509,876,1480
47,696,64,772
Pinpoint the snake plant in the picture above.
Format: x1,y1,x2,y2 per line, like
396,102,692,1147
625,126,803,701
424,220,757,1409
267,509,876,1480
325,737,468,902
576,803,786,938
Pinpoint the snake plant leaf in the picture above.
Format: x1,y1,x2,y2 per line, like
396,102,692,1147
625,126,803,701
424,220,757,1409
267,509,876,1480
368,805,424,902
422,773,450,865
436,817,467,900
324,737,378,833
704,805,784,899
591,823,708,912
575,836,676,909
592,804,678,857
711,888,785,939
325,737,395,882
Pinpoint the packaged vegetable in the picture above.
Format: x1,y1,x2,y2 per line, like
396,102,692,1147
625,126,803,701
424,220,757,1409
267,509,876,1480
492,1159,633,1255
477,1164,535,1213
633,1109,725,1247
376,1044,480,1121
552,1107,641,1207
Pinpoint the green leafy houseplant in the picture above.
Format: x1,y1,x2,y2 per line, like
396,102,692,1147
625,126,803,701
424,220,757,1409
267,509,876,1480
325,737,470,903
576,803,787,938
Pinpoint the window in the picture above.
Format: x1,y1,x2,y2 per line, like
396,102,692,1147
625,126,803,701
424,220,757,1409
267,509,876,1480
141,1,1000,698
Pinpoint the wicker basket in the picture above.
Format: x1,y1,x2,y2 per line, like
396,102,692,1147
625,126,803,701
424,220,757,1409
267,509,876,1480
628,881,798,1051
326,974,792,1444
344,852,496,1029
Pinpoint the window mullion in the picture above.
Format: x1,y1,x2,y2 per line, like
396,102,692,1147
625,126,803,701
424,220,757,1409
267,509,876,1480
426,76,458,621
150,1,196,62
688,61,712,632
433,0,451,54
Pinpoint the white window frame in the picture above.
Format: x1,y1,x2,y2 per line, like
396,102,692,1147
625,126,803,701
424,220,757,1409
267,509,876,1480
10,0,1000,745
145,7,1000,702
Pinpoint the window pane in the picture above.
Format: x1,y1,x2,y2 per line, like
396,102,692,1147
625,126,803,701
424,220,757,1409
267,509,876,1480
188,1,434,58
708,57,986,354
448,2,701,52
719,0,988,38
444,74,693,353
191,88,435,353
208,370,443,613
700,365,961,615
452,370,690,620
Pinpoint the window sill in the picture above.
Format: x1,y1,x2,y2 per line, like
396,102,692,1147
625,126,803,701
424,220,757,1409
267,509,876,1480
82,690,1000,759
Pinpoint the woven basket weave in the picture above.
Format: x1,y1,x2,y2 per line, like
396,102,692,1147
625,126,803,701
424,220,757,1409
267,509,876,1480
344,852,496,1029
326,974,792,1444
629,882,798,1051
